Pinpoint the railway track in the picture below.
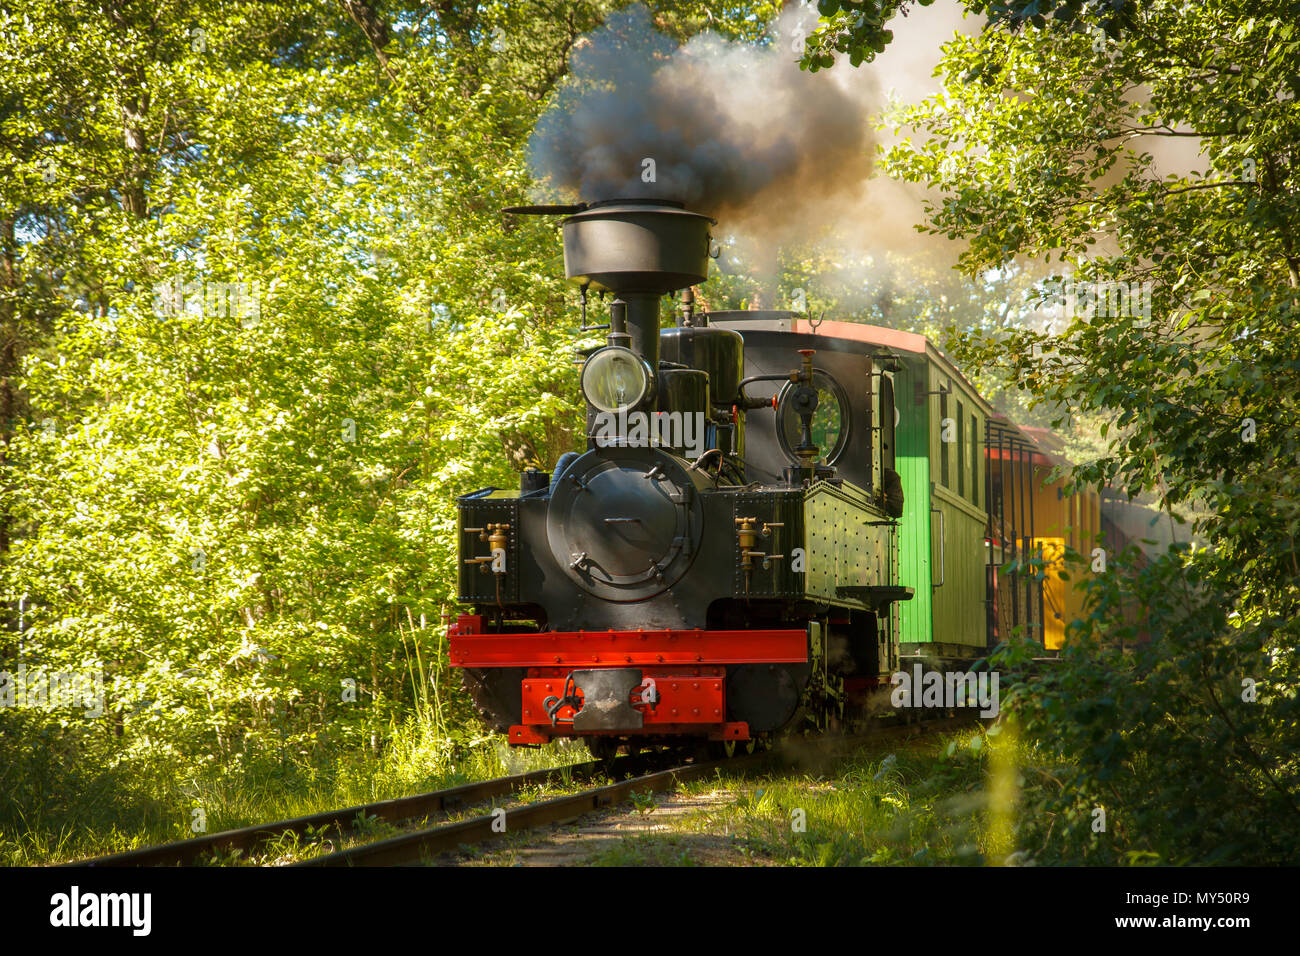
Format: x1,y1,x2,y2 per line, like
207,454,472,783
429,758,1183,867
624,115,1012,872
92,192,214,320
299,716,976,867
75,756,629,867
75,716,977,867
295,753,754,866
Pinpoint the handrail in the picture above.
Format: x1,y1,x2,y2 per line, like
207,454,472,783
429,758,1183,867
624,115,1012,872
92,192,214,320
931,507,945,588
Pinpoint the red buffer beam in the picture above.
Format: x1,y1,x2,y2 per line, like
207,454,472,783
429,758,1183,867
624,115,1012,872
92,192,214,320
448,616,809,668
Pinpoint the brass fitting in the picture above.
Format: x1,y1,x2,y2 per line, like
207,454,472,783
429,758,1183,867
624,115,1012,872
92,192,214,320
463,523,510,575
735,516,758,552
485,522,509,554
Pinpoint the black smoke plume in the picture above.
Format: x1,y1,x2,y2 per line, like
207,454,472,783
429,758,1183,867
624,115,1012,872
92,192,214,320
528,4,877,231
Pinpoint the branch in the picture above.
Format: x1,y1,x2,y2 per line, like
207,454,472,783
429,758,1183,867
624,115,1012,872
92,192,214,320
339,0,399,85
1163,180,1254,196
1109,126,1235,139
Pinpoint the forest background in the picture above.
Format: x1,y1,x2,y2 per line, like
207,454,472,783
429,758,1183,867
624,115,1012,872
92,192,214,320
1,0,1295,864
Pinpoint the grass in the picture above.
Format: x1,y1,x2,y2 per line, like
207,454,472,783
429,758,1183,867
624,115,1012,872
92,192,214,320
584,724,1063,867
589,834,704,867
0,622,597,866
0,715,591,866
4,711,1075,867
263,754,621,866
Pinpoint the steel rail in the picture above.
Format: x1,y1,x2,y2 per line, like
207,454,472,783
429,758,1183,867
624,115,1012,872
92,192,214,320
294,755,752,867
71,715,980,867
74,758,612,867
297,716,980,867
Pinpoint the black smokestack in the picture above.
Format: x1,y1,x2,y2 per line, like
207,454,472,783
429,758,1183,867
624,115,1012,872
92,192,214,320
528,4,877,231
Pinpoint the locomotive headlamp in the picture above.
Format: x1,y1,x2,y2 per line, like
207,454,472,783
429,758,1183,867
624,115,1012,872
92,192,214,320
581,346,652,413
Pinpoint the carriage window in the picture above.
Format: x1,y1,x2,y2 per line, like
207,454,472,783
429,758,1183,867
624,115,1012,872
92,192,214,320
970,413,980,506
957,402,966,497
940,386,950,487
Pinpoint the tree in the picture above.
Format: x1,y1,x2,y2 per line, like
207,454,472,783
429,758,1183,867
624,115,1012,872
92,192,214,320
0,1,794,850
876,0,1299,617
809,0,1300,862
801,0,1144,72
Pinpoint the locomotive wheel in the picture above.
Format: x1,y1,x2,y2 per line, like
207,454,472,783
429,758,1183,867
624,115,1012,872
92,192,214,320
708,737,757,759
729,738,758,757
586,736,619,762
460,667,525,734
725,662,810,733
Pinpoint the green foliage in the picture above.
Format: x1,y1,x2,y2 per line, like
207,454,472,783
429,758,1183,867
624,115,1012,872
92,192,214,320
668,738,1001,865
0,699,585,864
800,0,1137,71
880,0,1300,614
588,833,701,866
995,546,1300,864
3,0,587,776
801,0,917,71
0,0,780,858
822,0,1300,863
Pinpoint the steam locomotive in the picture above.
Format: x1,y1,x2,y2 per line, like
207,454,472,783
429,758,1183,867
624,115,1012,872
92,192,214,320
448,199,915,756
